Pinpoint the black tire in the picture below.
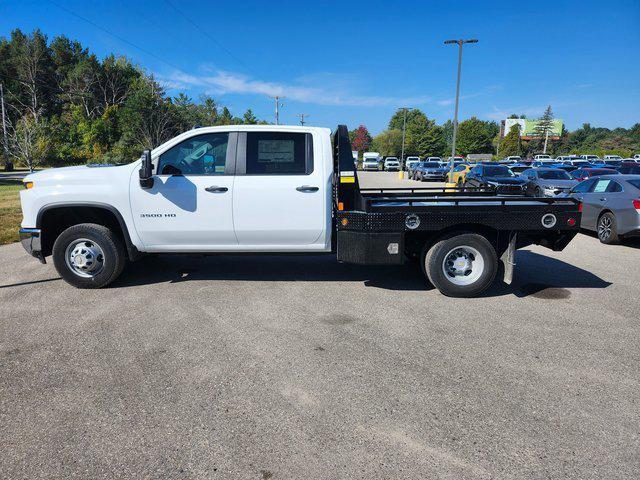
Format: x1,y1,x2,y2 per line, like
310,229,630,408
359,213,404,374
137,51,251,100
52,223,126,288
423,233,498,297
534,186,542,197
597,212,619,244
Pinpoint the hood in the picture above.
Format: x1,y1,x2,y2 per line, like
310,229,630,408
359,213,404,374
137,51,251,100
537,179,578,189
23,163,137,186
484,177,526,185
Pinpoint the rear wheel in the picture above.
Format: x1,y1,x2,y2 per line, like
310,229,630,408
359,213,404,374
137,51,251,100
423,233,498,297
534,186,542,197
597,212,619,244
52,223,126,288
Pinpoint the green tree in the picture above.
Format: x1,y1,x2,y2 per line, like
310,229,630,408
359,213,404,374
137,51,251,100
533,105,555,154
415,125,447,157
499,124,522,157
372,129,403,157
455,117,495,155
217,106,234,125
242,108,258,124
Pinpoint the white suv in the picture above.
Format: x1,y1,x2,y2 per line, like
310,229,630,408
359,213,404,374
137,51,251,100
383,157,400,171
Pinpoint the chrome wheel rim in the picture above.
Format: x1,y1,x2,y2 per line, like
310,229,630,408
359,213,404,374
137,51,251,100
65,238,105,278
442,245,485,286
598,216,612,240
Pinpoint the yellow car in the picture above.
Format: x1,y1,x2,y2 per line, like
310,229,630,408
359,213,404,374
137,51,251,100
446,163,473,186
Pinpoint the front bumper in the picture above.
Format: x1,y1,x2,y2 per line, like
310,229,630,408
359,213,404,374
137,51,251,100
19,228,46,264
422,171,446,179
542,188,572,197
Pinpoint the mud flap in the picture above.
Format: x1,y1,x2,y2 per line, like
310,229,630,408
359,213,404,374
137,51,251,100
500,232,517,285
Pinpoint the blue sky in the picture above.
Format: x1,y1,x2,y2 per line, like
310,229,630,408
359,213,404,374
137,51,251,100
1,0,639,134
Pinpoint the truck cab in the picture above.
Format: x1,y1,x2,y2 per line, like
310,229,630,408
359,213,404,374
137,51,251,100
20,126,333,279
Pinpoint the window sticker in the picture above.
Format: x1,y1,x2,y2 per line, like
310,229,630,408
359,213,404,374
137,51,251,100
593,180,610,193
258,140,295,163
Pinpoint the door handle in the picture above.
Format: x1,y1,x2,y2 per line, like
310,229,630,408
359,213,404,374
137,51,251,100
296,186,319,192
599,197,606,201
205,186,228,193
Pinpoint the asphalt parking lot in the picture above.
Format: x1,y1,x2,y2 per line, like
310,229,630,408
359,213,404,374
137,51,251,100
1,172,639,479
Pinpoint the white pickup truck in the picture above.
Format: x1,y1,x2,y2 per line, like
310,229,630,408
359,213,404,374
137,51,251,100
19,125,582,297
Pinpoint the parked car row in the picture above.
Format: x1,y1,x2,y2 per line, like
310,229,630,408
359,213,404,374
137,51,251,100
440,161,640,245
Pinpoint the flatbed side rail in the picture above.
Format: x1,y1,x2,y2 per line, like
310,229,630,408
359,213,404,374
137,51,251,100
361,194,580,212
360,186,491,194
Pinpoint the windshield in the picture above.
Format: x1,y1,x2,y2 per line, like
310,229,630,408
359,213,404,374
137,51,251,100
484,166,515,177
423,162,440,167
539,170,571,180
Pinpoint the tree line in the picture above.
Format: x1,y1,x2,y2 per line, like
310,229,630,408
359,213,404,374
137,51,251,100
0,29,265,170
351,109,640,160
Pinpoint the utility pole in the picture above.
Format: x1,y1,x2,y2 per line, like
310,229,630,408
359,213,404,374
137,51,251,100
444,38,478,185
297,113,308,126
270,95,285,125
0,83,8,163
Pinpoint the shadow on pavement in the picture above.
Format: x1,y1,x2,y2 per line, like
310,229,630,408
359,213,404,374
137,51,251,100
481,250,611,298
0,277,61,289
112,249,611,298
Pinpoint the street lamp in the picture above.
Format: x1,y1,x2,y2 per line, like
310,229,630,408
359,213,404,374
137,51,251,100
399,107,413,175
444,38,478,186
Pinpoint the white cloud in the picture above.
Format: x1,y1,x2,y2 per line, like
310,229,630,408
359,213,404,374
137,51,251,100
485,105,547,120
158,69,431,108
436,85,503,108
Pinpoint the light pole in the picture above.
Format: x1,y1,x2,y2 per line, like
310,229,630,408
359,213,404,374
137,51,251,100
399,107,413,178
444,38,478,186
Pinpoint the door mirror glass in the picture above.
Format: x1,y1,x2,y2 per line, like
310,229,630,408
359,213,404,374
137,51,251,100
139,149,154,189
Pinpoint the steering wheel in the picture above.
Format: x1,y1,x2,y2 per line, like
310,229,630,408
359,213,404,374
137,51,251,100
178,158,192,174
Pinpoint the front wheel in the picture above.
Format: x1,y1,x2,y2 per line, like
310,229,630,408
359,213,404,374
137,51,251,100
423,233,498,297
597,212,619,244
52,223,126,288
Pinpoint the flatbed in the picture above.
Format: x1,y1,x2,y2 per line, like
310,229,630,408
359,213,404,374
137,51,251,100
332,126,581,296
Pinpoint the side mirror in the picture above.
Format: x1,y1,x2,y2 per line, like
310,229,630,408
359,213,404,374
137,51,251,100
139,149,154,189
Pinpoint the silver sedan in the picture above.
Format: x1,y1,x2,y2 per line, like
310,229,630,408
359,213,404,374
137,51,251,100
569,175,640,244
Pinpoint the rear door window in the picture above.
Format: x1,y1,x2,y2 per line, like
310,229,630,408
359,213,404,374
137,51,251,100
244,132,313,175
572,179,596,193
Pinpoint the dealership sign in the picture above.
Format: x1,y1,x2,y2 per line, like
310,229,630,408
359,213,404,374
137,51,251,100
504,118,563,140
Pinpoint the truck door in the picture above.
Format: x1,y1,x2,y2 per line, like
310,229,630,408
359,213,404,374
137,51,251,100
130,131,237,249
232,131,326,247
